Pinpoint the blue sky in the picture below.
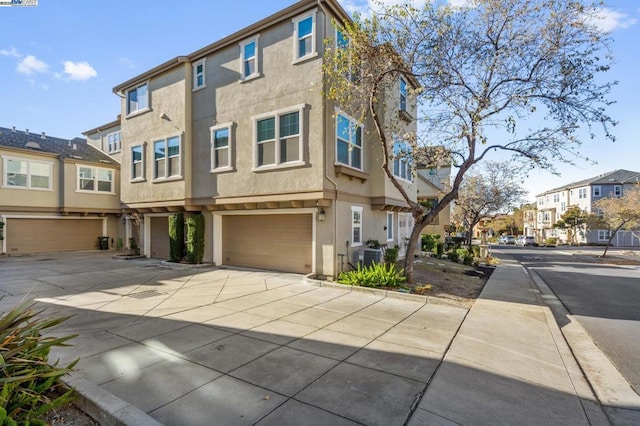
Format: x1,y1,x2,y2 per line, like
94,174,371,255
1,0,638,201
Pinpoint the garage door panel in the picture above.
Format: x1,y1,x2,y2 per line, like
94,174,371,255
6,218,103,254
222,214,312,274
150,216,170,260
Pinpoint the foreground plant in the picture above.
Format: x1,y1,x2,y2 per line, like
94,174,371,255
0,299,78,424
338,262,407,288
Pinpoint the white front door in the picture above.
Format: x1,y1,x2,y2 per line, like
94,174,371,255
398,213,414,258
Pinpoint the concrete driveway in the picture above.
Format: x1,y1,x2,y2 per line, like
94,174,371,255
0,252,468,426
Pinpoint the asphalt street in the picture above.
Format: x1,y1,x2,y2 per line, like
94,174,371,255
496,245,640,396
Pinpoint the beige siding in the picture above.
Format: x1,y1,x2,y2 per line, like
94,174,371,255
5,218,103,254
149,216,170,259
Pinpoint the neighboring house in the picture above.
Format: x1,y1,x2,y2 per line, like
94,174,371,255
83,117,122,163
0,127,121,255
99,0,417,277
534,169,640,246
416,164,451,240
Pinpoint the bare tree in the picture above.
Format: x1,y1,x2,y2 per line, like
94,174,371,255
324,0,616,283
593,184,640,257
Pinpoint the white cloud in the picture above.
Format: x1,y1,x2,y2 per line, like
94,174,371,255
60,61,97,81
448,0,475,8
587,7,637,33
16,55,49,75
0,47,21,57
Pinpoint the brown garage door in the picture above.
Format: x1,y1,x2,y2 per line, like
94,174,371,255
6,218,103,254
149,216,170,260
222,214,312,274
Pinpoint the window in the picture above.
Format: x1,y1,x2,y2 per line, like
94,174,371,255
578,188,587,199
386,212,394,241
336,28,358,81
193,59,205,90
106,131,121,153
210,123,234,172
538,197,544,206
240,37,259,80
131,145,144,181
399,77,407,111
593,186,601,197
598,230,611,241
560,202,566,212
553,193,560,203
253,105,305,169
154,136,181,180
393,139,412,182
336,113,362,170
614,185,622,196
542,211,551,222
77,166,113,193
351,206,363,246
293,10,316,61
3,157,52,190
595,208,604,218
126,83,148,115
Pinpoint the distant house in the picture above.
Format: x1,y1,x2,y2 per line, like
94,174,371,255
0,127,121,254
416,164,451,240
534,169,640,246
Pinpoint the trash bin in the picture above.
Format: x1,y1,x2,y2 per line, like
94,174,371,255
98,236,109,250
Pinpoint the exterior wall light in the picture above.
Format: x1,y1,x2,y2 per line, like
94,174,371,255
318,207,326,222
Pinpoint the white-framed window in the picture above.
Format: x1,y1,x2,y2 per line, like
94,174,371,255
2,157,52,190
351,206,363,247
553,193,560,203
386,212,394,241
106,131,121,153
560,202,566,212
77,165,114,193
542,211,551,222
598,230,611,241
537,197,544,206
614,185,622,196
399,77,407,111
595,208,604,218
253,104,305,169
210,122,234,172
240,36,259,81
126,82,149,115
193,59,206,90
578,188,587,199
153,136,181,180
593,186,601,197
336,112,363,170
292,9,317,62
393,139,412,182
131,144,144,181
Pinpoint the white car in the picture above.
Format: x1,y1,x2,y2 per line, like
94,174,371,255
516,236,537,246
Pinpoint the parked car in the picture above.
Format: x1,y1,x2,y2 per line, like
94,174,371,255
516,236,537,246
499,235,516,245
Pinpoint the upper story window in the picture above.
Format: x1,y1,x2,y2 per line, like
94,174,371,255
336,113,363,170
553,193,560,203
153,136,181,180
542,211,551,222
240,37,259,81
578,188,587,199
127,83,149,115
106,131,121,153
393,139,412,182
537,197,544,206
592,186,601,197
351,206,363,247
131,145,144,181
210,123,234,172
2,157,52,190
253,104,305,169
78,166,114,193
560,202,566,212
399,77,407,111
193,59,206,90
614,185,622,196
293,10,317,62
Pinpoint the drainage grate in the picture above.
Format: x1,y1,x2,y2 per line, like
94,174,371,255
127,290,165,299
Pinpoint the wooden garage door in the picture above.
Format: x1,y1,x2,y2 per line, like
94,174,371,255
6,218,103,254
222,214,312,274
149,216,170,260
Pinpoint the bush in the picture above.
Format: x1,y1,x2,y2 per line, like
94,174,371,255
436,242,444,257
384,246,399,264
456,248,469,259
545,237,558,246
0,299,77,424
421,234,441,252
186,214,205,264
168,213,185,262
338,262,406,288
470,245,481,257
463,255,474,265
447,251,459,262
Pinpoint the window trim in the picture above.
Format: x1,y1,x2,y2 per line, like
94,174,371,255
614,185,622,196
399,76,407,111
130,144,146,182
126,82,150,117
106,130,121,154
334,110,364,172
351,206,363,247
593,185,601,197
597,229,611,241
76,165,115,194
292,9,318,64
392,138,413,183
240,35,260,82
192,59,206,91
152,135,182,182
210,122,235,173
2,156,53,191
386,212,394,242
251,104,306,171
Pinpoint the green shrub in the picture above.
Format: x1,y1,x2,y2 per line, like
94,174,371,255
436,242,444,257
168,213,185,262
338,262,406,288
545,237,558,246
421,234,441,252
447,251,459,262
0,300,77,424
470,245,481,257
456,248,469,259
463,255,474,265
384,246,399,264
186,214,205,264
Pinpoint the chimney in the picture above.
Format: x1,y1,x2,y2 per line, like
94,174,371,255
41,132,46,139
25,129,29,135
11,126,15,132
72,143,77,150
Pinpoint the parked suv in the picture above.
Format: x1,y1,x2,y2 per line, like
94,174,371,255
499,235,516,245
516,236,537,246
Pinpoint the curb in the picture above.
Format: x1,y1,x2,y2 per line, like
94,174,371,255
63,373,162,426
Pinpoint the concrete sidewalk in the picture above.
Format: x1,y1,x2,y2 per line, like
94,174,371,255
0,252,614,425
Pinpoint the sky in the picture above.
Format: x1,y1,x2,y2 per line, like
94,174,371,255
1,0,638,202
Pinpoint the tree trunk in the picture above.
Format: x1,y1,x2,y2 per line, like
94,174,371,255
403,220,424,285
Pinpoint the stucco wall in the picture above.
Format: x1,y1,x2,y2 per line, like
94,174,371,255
0,149,60,209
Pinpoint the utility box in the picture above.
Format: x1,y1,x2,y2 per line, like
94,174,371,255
363,248,382,266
